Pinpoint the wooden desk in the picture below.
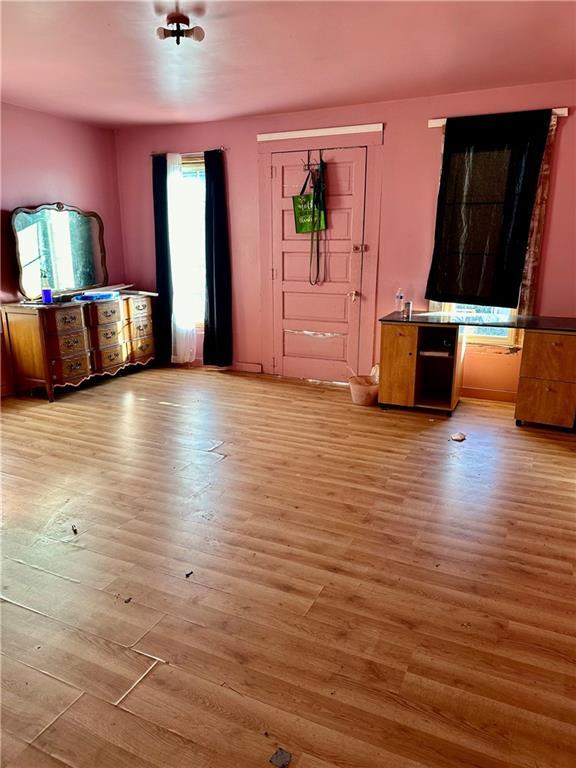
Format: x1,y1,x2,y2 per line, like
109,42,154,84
379,312,576,428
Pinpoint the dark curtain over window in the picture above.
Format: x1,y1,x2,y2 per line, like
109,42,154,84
425,109,551,308
152,154,173,364
203,149,233,367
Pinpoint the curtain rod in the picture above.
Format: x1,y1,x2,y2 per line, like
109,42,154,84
428,107,568,128
150,147,226,156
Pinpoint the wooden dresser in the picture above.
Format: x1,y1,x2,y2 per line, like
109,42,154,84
2,294,155,401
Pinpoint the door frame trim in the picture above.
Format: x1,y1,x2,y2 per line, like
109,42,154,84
259,132,384,377
257,123,383,144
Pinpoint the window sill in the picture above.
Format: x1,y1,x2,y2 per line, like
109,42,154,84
465,342,522,355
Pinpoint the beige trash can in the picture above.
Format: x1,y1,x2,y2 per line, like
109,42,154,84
349,375,379,406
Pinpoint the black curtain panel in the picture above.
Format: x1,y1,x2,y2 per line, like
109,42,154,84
203,149,233,366
152,154,173,364
425,109,551,308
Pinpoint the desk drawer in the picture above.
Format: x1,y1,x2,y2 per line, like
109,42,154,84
125,296,152,319
520,331,576,382
129,336,155,361
48,329,90,357
44,306,86,334
94,344,129,371
88,300,124,325
91,321,125,348
515,377,576,428
51,352,92,383
127,316,153,339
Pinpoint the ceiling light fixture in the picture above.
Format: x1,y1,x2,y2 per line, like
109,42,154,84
157,5,205,45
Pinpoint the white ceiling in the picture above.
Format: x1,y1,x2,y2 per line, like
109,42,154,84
1,1,575,125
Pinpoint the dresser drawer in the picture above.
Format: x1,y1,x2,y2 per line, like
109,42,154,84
44,306,86,334
125,296,152,319
520,331,576,382
94,344,129,371
88,300,124,326
127,316,153,339
47,329,90,358
129,336,155,361
51,353,92,383
91,321,125,349
515,377,576,428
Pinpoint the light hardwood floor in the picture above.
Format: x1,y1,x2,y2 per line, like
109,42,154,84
1,368,575,768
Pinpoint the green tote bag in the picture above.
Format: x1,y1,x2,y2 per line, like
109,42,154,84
292,170,326,234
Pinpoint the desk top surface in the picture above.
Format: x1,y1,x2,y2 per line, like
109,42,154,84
379,311,576,333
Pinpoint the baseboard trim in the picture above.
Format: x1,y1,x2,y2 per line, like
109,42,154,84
462,387,516,403
232,362,263,374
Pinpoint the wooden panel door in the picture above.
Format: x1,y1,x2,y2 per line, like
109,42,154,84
379,324,418,406
271,147,367,381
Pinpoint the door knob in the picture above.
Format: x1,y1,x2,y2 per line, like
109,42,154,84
347,290,361,302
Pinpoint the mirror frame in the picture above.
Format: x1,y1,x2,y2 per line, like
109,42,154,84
12,201,109,299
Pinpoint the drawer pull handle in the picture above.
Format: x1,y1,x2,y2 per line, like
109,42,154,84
135,303,147,311
136,324,148,332
63,338,80,348
61,314,77,324
107,352,120,361
66,361,83,372
103,309,116,318
103,331,115,339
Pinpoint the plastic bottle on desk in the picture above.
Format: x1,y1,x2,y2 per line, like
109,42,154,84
394,289,404,313
40,271,53,304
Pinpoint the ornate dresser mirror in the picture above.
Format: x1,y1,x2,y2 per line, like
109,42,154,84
12,202,108,299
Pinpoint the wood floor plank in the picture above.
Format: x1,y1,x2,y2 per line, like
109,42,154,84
1,602,155,703
92,522,326,602
405,636,575,725
1,560,163,646
0,655,80,744
4,745,70,768
6,537,135,589
401,672,576,768
123,640,520,768
0,732,28,768
32,693,247,768
121,661,430,768
138,620,494,763
134,611,406,697
2,369,575,768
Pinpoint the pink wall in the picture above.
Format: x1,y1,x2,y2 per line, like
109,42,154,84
1,102,125,302
114,80,576,384
2,81,574,397
462,346,523,401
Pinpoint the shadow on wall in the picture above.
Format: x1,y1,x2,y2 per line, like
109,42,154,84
1,208,22,396
1,208,22,303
